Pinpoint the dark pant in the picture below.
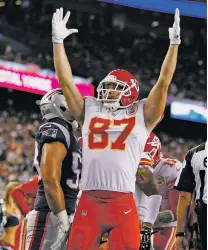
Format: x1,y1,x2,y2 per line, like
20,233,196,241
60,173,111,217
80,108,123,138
196,202,207,250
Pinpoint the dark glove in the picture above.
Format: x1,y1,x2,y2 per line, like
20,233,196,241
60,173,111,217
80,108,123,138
140,228,152,250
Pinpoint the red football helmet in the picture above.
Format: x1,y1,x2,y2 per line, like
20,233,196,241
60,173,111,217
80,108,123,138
97,69,140,111
144,132,163,166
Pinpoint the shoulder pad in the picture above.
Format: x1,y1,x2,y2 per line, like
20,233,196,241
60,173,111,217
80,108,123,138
36,122,70,149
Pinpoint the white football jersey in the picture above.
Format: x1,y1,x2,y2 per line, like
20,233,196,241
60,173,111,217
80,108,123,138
153,157,182,227
154,158,182,189
134,155,182,226
80,97,149,193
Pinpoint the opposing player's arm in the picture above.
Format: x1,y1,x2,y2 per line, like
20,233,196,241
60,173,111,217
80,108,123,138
144,9,180,131
40,141,67,214
52,8,85,125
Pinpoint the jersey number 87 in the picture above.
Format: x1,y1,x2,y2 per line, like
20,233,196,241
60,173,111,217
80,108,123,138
88,117,136,151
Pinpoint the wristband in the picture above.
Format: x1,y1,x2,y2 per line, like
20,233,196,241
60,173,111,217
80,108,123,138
176,232,185,237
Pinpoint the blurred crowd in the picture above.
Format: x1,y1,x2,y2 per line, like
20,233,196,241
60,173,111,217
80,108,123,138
0,1,206,101
0,109,203,196
0,111,40,196
0,0,206,195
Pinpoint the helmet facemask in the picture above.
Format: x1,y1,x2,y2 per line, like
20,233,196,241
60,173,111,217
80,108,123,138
97,79,134,112
40,89,78,130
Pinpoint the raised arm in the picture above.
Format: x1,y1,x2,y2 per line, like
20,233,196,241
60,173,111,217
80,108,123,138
144,8,181,131
52,8,85,125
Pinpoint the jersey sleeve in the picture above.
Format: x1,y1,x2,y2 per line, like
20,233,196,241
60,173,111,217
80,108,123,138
11,176,39,215
174,152,196,193
138,98,164,128
36,122,70,150
161,159,182,189
84,96,97,111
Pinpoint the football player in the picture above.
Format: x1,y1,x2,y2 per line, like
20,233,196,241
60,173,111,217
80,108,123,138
11,176,39,250
52,7,181,249
135,133,163,250
25,89,82,250
136,133,183,250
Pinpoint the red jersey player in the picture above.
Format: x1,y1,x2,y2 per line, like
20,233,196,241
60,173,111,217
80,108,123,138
11,176,39,250
135,133,182,250
52,7,181,250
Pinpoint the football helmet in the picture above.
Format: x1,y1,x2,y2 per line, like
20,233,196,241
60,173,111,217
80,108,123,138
97,69,139,111
144,132,163,166
40,88,78,130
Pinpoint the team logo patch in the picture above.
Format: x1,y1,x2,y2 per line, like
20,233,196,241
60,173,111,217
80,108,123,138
41,128,58,139
81,210,87,216
126,103,138,116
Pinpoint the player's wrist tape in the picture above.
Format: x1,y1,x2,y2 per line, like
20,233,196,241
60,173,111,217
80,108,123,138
176,232,185,237
56,210,70,229
170,38,181,45
144,195,162,225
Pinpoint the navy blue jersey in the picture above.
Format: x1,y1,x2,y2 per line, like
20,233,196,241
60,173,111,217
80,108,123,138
34,118,82,215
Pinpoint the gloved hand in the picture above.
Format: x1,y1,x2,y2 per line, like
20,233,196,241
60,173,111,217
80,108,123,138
52,7,78,44
140,228,152,250
50,211,74,250
154,210,175,226
169,8,181,45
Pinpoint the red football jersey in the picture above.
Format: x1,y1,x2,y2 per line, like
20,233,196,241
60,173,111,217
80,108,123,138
11,176,39,216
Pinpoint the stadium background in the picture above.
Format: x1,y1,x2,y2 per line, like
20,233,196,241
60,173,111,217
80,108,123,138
0,0,206,196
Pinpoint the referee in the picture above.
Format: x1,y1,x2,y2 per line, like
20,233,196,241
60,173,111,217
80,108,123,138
174,142,207,250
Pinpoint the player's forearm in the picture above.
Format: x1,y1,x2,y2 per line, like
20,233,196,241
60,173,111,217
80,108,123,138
176,191,192,233
43,179,65,214
158,45,179,87
53,43,73,86
53,43,84,119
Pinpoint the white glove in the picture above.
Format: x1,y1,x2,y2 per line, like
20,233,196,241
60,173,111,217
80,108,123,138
50,210,74,250
169,8,181,45
52,7,78,44
154,210,174,226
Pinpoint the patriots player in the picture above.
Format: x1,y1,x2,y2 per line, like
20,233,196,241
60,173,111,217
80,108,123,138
25,89,82,250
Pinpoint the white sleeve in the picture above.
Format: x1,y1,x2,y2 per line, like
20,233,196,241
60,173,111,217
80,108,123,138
156,159,182,189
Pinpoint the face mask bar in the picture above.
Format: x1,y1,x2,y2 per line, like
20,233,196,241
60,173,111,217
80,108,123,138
97,80,131,102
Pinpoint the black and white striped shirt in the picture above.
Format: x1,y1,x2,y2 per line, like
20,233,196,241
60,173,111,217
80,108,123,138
174,142,207,204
